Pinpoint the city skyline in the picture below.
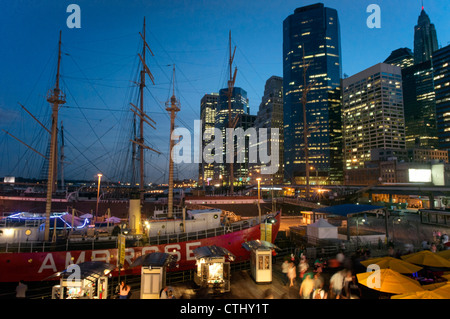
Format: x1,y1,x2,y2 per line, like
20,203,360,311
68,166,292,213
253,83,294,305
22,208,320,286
1,0,449,184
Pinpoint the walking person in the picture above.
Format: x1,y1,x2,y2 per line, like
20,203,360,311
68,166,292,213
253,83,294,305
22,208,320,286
119,281,131,299
299,272,314,299
281,259,290,286
312,277,328,299
329,269,345,299
15,280,27,299
342,270,353,299
298,256,308,282
287,261,297,287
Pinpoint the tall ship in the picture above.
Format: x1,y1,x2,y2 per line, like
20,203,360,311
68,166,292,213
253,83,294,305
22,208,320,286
0,21,280,283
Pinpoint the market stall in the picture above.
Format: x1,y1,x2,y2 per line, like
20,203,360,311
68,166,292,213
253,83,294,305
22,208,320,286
193,245,235,294
50,261,115,299
130,252,177,299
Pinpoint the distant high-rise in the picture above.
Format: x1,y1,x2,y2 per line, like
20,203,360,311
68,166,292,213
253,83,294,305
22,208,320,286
384,7,439,149
213,87,250,185
199,93,218,187
433,45,450,150
342,63,406,170
384,48,414,69
252,76,284,185
283,3,343,186
414,7,438,64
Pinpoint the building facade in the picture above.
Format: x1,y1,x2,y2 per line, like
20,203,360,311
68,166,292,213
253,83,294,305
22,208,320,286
198,93,218,187
251,76,284,185
433,45,450,150
282,3,343,186
385,51,438,149
342,63,406,171
213,87,250,185
414,8,439,64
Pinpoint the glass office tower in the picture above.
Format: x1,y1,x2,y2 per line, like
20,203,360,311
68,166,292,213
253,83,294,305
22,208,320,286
283,3,343,185
199,93,218,187
433,45,450,150
414,8,438,64
213,87,250,185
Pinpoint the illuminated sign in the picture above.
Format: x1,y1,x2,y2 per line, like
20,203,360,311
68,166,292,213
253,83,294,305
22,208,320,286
408,169,432,183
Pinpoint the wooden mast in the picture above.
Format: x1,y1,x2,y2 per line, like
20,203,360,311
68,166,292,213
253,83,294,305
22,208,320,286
227,31,237,195
130,17,158,202
44,31,66,242
138,18,147,202
166,65,180,218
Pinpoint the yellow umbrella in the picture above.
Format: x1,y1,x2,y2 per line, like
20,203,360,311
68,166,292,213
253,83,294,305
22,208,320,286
360,257,422,273
431,282,450,298
401,250,450,268
436,250,450,260
391,290,447,299
357,268,424,295
422,282,447,290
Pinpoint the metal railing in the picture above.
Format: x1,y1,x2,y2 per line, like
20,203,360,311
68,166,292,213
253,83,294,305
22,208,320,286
0,218,258,253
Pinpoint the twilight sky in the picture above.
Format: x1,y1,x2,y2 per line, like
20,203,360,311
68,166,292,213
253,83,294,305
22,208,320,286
0,0,449,184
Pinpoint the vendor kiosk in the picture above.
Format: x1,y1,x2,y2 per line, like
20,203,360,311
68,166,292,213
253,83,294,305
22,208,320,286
50,261,114,299
242,240,279,284
193,245,235,294
130,252,177,299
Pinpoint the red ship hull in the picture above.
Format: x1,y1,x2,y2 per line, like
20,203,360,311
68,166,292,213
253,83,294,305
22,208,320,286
0,213,280,282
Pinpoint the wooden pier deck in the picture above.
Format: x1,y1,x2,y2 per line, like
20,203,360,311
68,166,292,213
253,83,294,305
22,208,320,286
131,262,303,299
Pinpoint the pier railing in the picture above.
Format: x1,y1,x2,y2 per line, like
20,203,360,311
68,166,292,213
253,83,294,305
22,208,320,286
0,217,259,253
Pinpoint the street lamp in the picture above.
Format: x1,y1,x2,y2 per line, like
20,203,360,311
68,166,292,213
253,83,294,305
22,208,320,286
96,173,103,223
392,217,401,245
356,216,366,249
257,178,262,224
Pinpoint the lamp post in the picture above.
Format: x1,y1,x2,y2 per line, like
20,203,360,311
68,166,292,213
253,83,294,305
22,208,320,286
392,217,401,245
356,216,366,249
257,178,262,224
96,173,103,224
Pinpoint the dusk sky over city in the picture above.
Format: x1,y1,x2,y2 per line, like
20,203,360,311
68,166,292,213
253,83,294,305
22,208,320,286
1,0,449,184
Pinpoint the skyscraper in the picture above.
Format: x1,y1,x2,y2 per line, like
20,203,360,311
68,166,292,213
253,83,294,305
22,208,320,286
283,3,343,186
414,7,439,64
433,45,450,150
199,93,218,187
213,87,250,185
252,75,284,185
384,48,414,69
385,7,439,149
342,63,406,170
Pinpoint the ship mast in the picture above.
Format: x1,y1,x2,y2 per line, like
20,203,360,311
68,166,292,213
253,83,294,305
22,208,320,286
130,17,158,202
166,65,180,219
44,31,66,242
227,31,238,195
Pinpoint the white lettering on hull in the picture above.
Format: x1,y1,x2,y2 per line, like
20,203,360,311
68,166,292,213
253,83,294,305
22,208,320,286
65,251,86,268
186,242,202,261
38,241,218,275
38,253,57,273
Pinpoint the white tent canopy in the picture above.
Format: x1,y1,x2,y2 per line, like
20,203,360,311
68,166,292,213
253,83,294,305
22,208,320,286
105,216,121,223
306,218,338,239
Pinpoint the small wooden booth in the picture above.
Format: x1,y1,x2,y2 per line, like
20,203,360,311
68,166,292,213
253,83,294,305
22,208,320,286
242,240,279,284
193,245,235,294
130,252,177,299
50,261,115,299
